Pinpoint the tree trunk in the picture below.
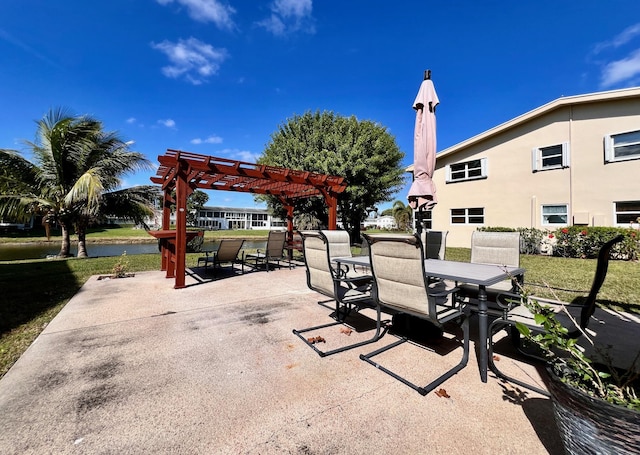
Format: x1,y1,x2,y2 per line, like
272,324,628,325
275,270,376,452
76,219,88,258
58,223,72,257
77,230,88,257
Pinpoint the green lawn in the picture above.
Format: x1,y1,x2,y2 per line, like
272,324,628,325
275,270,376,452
1,244,638,379
0,225,271,243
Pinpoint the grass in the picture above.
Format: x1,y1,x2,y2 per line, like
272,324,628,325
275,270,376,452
0,225,272,243
1,242,639,379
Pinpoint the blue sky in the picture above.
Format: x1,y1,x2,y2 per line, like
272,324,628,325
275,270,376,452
2,0,640,211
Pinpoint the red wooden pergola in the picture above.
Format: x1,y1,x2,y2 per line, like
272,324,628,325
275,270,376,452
149,149,347,288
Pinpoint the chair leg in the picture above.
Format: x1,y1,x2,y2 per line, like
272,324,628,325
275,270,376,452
293,305,387,357
360,312,470,396
487,319,550,397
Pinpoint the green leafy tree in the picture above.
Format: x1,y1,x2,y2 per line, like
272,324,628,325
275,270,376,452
0,108,157,257
259,111,405,243
391,200,413,231
187,190,209,227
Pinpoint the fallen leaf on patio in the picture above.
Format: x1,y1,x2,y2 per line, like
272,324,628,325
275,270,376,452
339,328,352,336
493,355,501,361
435,388,450,398
307,336,326,344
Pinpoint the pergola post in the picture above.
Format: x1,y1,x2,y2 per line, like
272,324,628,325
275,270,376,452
327,194,338,230
174,163,188,289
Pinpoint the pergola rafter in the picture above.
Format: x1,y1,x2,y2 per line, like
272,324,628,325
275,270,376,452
149,149,347,288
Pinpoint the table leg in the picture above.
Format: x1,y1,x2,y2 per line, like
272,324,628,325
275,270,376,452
478,284,488,383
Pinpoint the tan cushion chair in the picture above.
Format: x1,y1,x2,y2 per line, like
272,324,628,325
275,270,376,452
360,233,470,395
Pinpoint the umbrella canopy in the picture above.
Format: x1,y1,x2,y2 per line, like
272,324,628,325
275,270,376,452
407,74,439,211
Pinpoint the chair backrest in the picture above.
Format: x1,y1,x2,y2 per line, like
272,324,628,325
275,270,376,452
364,233,437,322
471,231,520,267
216,239,244,261
300,231,334,298
320,229,352,259
420,230,448,260
579,234,625,329
266,231,287,257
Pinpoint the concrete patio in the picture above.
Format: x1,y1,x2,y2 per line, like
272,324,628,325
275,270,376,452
3,263,633,454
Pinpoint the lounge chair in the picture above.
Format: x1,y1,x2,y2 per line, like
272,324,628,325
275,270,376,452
244,230,290,272
360,233,469,395
292,230,379,357
488,235,625,395
197,238,245,277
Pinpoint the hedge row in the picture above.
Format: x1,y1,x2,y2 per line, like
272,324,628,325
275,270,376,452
479,226,639,260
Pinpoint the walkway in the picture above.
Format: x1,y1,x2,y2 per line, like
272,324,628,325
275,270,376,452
0,265,594,454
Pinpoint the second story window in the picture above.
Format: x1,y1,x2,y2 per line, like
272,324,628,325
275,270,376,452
605,130,640,163
532,143,570,172
446,158,487,183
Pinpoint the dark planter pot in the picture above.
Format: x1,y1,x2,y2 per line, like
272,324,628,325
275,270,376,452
546,366,640,455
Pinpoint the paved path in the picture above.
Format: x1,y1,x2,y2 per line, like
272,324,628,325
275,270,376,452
0,265,603,454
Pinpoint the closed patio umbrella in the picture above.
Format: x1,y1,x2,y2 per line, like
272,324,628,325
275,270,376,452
407,70,439,212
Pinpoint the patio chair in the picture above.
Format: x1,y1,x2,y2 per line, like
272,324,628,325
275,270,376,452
488,235,625,395
292,230,379,357
244,230,290,272
459,231,522,313
197,238,245,277
360,233,469,395
420,229,448,260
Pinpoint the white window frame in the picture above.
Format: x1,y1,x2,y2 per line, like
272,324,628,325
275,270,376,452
605,130,640,163
445,158,487,183
541,204,569,226
532,143,570,172
450,207,484,225
614,201,640,226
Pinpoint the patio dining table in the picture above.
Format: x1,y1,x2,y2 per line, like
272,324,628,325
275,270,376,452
332,256,525,383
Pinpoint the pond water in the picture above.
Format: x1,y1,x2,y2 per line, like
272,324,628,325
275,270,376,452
0,240,264,261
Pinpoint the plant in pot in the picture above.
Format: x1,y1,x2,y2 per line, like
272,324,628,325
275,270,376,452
516,297,640,455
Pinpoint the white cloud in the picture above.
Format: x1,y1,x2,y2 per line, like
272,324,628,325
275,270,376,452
593,23,640,54
600,48,640,88
257,0,315,36
158,119,176,128
190,135,223,145
126,117,137,124
151,37,228,85
212,148,261,163
156,0,236,30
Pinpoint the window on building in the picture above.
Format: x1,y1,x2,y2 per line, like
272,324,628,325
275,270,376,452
451,207,484,224
415,210,432,230
532,143,570,172
542,204,568,225
605,130,640,163
446,158,487,183
615,201,640,225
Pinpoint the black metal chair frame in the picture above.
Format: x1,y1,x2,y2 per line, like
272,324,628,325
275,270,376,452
487,235,625,395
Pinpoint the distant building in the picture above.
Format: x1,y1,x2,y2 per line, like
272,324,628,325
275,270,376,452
408,87,640,247
194,206,286,230
362,214,397,230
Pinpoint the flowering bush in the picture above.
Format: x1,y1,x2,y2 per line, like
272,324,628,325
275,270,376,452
480,226,638,260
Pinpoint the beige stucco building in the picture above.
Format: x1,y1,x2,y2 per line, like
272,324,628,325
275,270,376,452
410,87,640,248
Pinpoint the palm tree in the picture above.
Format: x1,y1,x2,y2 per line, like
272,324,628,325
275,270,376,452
392,200,413,232
0,108,157,257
